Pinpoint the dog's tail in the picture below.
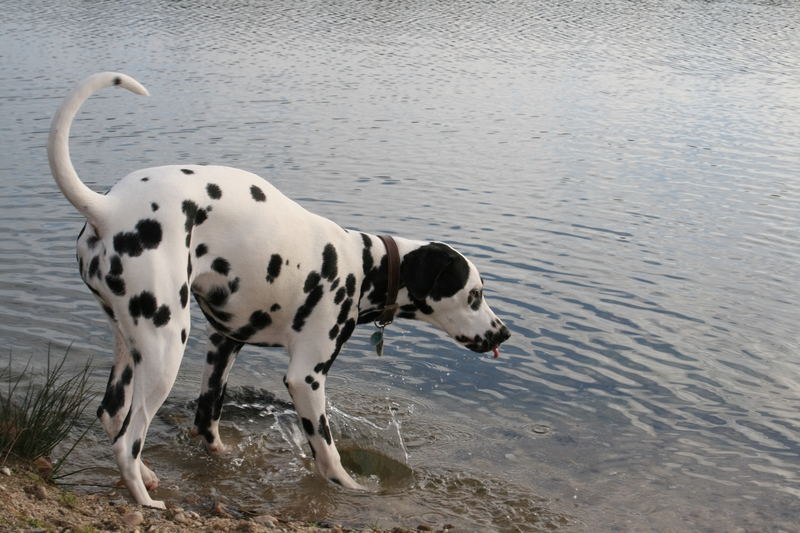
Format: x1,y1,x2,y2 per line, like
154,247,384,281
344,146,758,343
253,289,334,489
48,72,149,221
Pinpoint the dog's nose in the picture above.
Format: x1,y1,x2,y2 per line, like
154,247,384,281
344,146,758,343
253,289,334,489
498,325,511,344
486,326,511,348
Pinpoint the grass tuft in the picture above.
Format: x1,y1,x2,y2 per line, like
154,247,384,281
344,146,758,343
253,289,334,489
0,345,94,477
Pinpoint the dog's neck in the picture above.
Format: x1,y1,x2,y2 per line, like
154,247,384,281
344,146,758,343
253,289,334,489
355,233,419,325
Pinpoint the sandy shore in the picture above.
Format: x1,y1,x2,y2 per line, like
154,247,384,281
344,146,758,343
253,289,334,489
0,459,454,533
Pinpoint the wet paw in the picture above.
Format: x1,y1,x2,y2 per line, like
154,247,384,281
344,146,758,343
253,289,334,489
141,464,159,491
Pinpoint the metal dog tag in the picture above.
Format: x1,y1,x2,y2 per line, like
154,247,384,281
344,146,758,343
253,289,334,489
371,329,384,356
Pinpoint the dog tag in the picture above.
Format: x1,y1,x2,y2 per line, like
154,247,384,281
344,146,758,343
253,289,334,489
371,329,384,357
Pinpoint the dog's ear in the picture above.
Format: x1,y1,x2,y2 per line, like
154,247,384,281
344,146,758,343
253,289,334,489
400,243,470,301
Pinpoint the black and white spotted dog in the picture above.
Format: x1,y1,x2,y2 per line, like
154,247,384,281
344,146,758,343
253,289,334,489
48,72,510,508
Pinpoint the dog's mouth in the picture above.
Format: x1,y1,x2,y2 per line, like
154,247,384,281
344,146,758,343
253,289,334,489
455,326,511,357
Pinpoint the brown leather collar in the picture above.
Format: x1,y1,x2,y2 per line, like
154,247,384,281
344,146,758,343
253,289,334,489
376,234,400,326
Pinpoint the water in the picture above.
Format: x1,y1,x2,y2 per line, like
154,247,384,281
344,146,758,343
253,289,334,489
1,0,799,530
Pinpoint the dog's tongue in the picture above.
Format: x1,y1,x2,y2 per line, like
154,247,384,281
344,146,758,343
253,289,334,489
492,346,500,358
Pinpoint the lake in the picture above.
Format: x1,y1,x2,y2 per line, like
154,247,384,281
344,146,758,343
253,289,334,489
1,0,798,531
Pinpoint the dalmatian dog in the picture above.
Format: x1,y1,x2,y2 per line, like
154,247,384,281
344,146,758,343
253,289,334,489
48,72,511,509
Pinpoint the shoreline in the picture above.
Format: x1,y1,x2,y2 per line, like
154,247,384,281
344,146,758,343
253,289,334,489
0,459,450,533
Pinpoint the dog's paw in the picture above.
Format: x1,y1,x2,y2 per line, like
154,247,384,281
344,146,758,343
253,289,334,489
207,442,227,454
140,463,159,491
145,499,166,510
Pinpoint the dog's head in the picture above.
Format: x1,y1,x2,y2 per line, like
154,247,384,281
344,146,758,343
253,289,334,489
400,242,511,355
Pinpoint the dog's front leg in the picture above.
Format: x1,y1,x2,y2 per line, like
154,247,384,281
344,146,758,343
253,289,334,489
284,348,364,490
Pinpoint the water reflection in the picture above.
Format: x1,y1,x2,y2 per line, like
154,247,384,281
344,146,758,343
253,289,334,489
1,0,799,530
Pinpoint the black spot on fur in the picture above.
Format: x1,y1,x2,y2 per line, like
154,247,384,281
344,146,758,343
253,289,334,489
194,338,243,442
196,244,208,257
401,243,470,301
249,310,271,329
332,318,355,361
113,407,132,443
109,255,123,276
207,286,229,307
129,291,157,321
131,349,142,364
228,277,240,294
128,292,170,327
194,208,208,226
329,324,340,340
88,256,100,278
318,415,332,445
321,244,338,282
181,329,187,343
87,234,99,249
132,438,142,459
293,274,324,332
250,185,266,202
211,257,230,276
113,76,122,86
182,200,198,233
337,298,352,325
105,274,125,296
304,272,321,293
206,183,222,199
411,296,434,315
230,309,272,341
153,305,171,327
303,376,320,390
181,168,194,175
314,362,326,374
151,202,159,211
98,364,133,419
302,417,315,436
135,219,162,249
266,254,282,283
112,219,162,257
113,232,142,256
180,283,189,308
468,289,483,311
334,287,346,305
270,303,281,312
398,304,418,320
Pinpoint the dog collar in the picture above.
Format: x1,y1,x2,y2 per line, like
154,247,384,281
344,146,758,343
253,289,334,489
375,234,400,326
371,235,401,356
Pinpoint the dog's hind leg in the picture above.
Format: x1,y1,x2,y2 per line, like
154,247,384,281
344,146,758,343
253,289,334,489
97,331,136,443
97,332,158,490
284,338,364,490
192,327,243,453
105,292,190,509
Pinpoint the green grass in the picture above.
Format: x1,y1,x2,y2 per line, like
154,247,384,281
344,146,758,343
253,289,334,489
0,345,94,478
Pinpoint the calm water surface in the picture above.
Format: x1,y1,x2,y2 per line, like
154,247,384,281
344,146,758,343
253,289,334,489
1,1,799,531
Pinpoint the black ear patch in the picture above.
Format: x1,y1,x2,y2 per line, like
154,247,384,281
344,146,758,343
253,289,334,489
400,243,470,301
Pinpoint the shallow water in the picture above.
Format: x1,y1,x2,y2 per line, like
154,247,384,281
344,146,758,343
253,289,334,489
1,0,799,531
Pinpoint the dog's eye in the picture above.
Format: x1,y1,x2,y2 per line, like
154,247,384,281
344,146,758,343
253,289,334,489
469,289,482,300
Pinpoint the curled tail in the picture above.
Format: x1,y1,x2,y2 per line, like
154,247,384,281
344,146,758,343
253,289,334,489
48,72,149,220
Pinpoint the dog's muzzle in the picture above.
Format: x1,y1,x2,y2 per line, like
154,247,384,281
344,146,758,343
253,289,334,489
456,325,511,354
